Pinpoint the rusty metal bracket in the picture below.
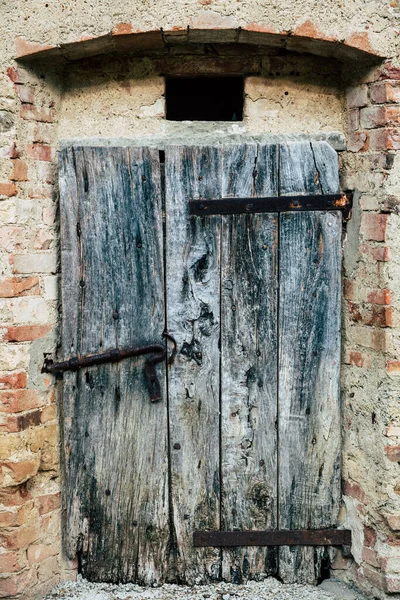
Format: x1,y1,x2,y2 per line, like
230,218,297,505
189,192,353,221
193,529,352,548
42,337,176,402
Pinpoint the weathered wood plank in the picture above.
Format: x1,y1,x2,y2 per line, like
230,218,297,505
59,146,169,584
165,146,222,584
278,142,341,584
220,144,278,583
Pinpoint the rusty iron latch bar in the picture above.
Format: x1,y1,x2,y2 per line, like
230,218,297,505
189,192,353,221
42,334,177,402
193,528,352,548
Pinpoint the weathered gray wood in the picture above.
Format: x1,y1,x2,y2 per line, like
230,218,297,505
220,144,278,583
165,146,222,584
278,142,341,584
59,146,169,584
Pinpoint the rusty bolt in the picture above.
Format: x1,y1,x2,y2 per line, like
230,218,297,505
105,489,111,496
79,280,85,287
198,176,203,181
259,459,265,467
293,200,299,207
196,352,202,359
173,443,181,450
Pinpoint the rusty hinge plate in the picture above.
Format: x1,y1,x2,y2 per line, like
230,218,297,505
193,529,352,547
189,193,353,220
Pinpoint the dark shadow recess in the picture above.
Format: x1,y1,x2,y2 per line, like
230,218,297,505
166,76,244,121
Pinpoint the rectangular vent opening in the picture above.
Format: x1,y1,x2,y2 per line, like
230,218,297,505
165,76,244,122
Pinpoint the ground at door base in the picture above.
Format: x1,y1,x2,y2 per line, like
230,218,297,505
44,576,368,600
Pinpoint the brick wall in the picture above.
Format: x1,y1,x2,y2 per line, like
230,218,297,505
0,66,76,599
335,61,400,597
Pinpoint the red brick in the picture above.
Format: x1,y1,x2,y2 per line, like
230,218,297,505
385,446,400,462
344,31,377,55
6,66,28,84
0,550,25,573
366,289,392,305
20,105,55,123
364,525,377,548
0,501,34,527
347,131,369,152
0,524,40,550
9,159,28,182
344,279,355,300
39,492,61,516
347,85,368,108
347,351,371,368
0,568,36,596
385,514,400,530
0,390,43,413
0,276,39,297
111,22,134,35
0,371,27,390
386,360,400,374
380,62,400,80
344,480,369,504
26,143,52,162
360,105,400,129
370,81,400,104
362,546,379,568
0,484,30,507
0,414,20,433
0,182,17,197
14,84,34,104
15,36,55,58
372,246,391,262
361,214,388,241
0,458,40,487
4,324,51,342
369,127,400,150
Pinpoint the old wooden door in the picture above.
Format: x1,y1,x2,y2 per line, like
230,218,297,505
58,141,341,586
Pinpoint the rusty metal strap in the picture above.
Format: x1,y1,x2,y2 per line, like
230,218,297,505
189,193,353,220
193,529,352,547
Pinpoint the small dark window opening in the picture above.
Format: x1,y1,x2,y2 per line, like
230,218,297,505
166,76,244,121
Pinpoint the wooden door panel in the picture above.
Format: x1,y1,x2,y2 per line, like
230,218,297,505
59,141,342,585
59,147,168,584
220,144,278,582
165,146,222,584
278,142,341,583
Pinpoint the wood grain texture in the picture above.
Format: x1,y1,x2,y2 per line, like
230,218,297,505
59,146,169,584
165,146,222,584
278,142,341,584
220,144,278,583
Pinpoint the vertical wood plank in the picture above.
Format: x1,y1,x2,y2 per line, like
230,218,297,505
165,146,222,584
59,146,169,584
278,142,341,584
220,144,278,583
